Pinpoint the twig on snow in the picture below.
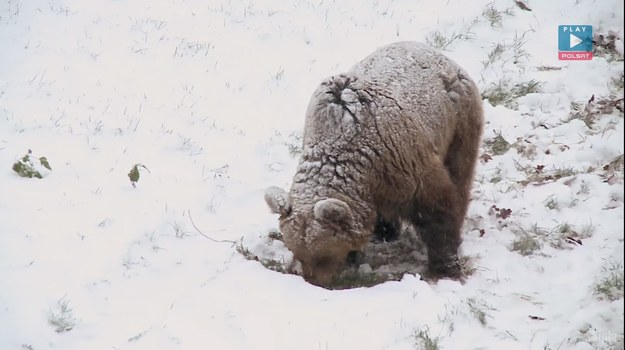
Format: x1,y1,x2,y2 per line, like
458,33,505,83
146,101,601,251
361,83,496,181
186,210,237,244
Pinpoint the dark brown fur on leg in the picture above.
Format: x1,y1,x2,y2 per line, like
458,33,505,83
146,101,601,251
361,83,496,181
414,204,463,279
443,93,483,215
411,166,464,279
372,215,401,242
416,100,482,280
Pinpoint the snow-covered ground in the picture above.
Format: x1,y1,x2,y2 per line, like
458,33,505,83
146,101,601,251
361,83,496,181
1,0,623,349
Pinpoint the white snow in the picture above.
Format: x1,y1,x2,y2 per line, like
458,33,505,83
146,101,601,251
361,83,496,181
0,0,623,349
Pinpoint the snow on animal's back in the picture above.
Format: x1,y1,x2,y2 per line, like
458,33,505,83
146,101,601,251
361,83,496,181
303,41,481,161
351,41,477,125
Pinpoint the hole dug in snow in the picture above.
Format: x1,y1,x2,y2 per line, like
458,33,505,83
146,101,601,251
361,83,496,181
238,226,475,290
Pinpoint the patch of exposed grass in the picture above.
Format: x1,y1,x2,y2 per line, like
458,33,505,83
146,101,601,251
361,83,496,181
270,66,285,84
611,72,624,91
284,132,303,158
593,30,624,62
170,221,190,239
426,29,474,51
437,305,459,335
259,258,288,272
515,162,582,186
413,326,441,350
511,31,531,65
512,137,537,159
458,255,477,277
489,167,503,184
510,224,547,256
173,39,213,58
600,154,624,185
267,229,283,241
554,167,577,178
481,3,514,28
128,328,151,342
569,100,595,127
482,79,543,109
482,3,502,27
466,298,496,326
485,132,511,156
557,222,573,235
235,239,289,273
593,260,624,301
548,221,594,249
511,220,597,254
510,233,542,256
330,270,389,290
543,195,559,210
569,94,624,128
482,43,506,68
48,296,76,333
536,65,563,71
577,179,591,195
482,29,532,70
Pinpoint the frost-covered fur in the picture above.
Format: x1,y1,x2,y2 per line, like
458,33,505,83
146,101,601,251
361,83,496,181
265,42,484,287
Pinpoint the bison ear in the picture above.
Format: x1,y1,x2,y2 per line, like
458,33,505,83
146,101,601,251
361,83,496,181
313,198,352,226
264,186,291,216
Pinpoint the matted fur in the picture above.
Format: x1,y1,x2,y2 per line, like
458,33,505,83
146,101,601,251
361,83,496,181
266,41,484,287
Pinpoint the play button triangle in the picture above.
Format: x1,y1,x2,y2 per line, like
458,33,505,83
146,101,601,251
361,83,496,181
570,33,583,48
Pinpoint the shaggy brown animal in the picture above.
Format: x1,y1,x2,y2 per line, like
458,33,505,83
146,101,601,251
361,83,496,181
265,41,484,287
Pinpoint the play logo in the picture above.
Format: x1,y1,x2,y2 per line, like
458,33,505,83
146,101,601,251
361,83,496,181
558,25,593,60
